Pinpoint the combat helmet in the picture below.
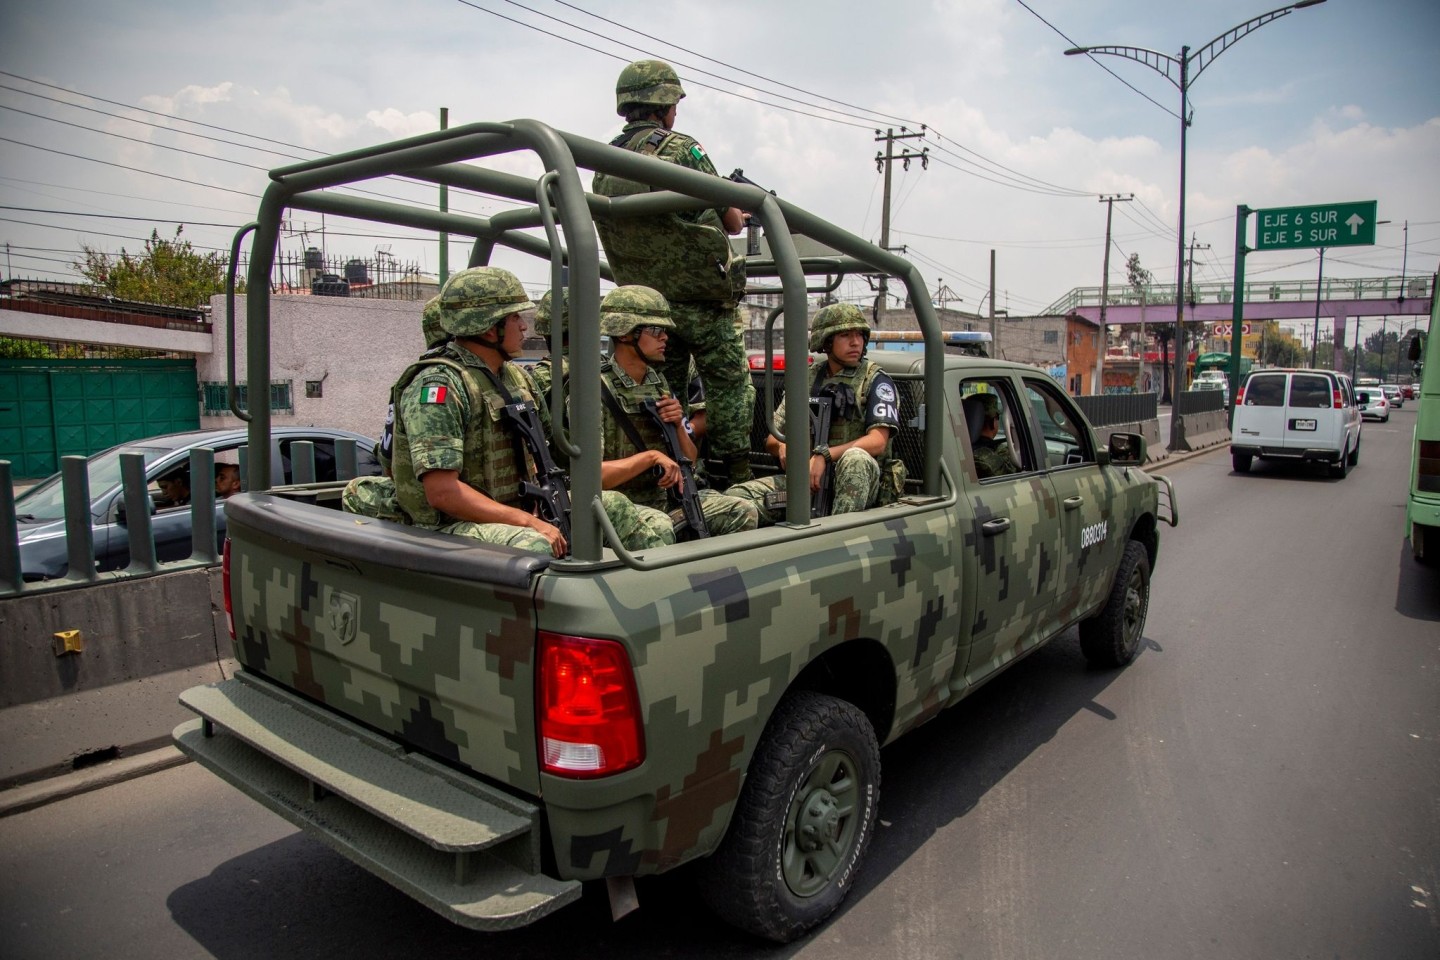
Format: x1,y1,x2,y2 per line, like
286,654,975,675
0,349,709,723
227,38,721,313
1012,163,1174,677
532,288,570,337
599,285,675,339
436,266,534,337
616,59,685,116
808,302,871,353
419,295,448,350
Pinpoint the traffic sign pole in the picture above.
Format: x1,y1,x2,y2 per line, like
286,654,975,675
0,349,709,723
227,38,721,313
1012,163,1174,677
1229,204,1249,424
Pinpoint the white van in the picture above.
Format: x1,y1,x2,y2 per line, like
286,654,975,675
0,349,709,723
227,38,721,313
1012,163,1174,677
1230,369,1362,478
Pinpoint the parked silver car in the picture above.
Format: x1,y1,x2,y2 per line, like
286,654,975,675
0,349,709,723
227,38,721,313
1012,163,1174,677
12,427,380,581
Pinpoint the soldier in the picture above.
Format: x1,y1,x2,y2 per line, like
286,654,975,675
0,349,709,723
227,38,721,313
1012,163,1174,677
726,303,905,520
366,266,566,554
595,285,759,541
965,393,1019,478
592,59,756,487
529,288,569,401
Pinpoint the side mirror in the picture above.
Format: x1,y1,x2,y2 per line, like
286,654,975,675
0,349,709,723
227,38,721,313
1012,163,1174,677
1108,432,1146,466
115,497,157,526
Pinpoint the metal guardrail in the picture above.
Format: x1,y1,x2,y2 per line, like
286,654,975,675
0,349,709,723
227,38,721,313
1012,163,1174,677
1042,274,1433,316
1174,389,1226,415
1,438,361,598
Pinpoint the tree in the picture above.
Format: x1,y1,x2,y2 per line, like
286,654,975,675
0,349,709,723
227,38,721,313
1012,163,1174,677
74,226,238,308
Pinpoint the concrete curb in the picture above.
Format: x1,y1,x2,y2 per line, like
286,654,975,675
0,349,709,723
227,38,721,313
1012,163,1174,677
0,745,190,817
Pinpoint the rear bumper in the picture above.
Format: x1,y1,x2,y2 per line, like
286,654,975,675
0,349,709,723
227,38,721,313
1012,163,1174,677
174,671,579,931
1230,444,1341,463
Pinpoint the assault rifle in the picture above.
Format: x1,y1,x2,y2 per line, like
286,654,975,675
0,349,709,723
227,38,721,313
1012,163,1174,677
762,394,835,519
499,401,572,550
641,398,710,540
727,168,775,257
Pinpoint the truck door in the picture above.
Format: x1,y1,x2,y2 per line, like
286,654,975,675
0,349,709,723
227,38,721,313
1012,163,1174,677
1021,376,1121,628
954,376,1063,685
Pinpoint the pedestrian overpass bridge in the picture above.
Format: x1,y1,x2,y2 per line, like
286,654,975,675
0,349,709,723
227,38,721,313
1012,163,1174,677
1046,274,1433,337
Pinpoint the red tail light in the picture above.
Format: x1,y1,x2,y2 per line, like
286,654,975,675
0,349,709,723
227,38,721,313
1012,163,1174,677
538,631,644,778
1236,386,1245,405
222,538,235,641
1332,389,1342,409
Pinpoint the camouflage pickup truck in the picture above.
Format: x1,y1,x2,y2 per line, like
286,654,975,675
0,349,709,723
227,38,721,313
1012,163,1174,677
174,119,1178,943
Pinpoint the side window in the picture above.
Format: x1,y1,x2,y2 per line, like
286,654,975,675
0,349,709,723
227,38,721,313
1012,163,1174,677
1023,378,1096,469
1245,375,1285,406
958,379,1035,480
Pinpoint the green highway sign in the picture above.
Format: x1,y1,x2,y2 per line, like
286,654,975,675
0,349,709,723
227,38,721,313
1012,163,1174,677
1253,200,1378,251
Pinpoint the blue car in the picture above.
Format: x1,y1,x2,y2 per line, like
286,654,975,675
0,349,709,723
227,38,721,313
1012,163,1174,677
12,426,380,581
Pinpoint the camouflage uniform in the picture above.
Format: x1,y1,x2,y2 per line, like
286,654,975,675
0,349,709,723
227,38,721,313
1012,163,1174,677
595,286,759,540
341,475,402,522
967,392,1019,478
592,60,755,485
529,288,569,401
726,304,905,520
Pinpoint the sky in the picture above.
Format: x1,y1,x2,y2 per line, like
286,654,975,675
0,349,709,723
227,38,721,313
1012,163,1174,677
1,0,1437,333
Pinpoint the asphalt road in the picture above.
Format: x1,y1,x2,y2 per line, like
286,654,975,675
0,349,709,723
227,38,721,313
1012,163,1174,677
2,411,1436,960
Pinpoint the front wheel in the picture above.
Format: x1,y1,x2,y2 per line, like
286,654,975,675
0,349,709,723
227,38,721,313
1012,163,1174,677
1232,452,1253,473
697,691,880,943
1079,540,1151,668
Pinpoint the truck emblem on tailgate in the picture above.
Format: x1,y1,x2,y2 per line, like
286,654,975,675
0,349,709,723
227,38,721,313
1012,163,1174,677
328,593,359,645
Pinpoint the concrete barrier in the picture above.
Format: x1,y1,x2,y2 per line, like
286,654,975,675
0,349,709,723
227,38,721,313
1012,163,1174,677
0,567,230,790
1173,410,1232,452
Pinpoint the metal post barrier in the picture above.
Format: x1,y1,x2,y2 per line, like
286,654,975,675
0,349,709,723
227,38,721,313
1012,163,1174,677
0,460,22,594
238,447,250,492
336,438,358,481
118,452,160,576
291,441,316,484
59,455,98,585
188,447,220,564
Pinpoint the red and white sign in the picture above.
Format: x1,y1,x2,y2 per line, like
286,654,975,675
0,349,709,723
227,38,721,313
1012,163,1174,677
1212,322,1252,337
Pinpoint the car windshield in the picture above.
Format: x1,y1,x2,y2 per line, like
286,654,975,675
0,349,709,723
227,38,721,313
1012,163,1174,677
14,445,172,520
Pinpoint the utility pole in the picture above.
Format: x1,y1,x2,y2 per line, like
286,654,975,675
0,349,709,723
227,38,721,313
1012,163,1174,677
989,249,997,352
1096,194,1133,394
1182,232,1211,390
873,126,927,328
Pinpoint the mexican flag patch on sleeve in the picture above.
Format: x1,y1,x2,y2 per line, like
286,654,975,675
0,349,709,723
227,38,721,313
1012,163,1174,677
421,383,448,404
689,143,706,162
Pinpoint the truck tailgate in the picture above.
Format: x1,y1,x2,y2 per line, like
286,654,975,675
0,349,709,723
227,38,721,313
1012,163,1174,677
223,493,549,795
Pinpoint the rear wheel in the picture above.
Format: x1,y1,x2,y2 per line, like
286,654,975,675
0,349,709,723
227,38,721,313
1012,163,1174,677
1232,452,1252,473
1329,446,1350,479
1416,524,1436,566
1348,439,1360,466
1079,540,1151,668
698,691,880,943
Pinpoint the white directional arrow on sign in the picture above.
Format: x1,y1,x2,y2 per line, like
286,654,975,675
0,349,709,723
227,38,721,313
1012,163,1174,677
1346,213,1365,235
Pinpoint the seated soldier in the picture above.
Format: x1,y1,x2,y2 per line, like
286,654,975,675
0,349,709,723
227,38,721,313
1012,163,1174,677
726,303,905,521
593,285,758,541
965,393,1019,478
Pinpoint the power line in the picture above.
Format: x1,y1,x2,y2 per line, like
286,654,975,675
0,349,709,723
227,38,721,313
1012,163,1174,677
0,135,261,198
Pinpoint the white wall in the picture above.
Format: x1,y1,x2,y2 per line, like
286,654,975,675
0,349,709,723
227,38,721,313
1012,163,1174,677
203,294,426,441
0,308,212,354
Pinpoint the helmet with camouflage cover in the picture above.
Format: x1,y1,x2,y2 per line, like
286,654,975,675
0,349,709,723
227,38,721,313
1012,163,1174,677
532,288,570,337
615,59,685,116
600,285,675,339
420,295,448,349
808,302,871,353
437,266,534,337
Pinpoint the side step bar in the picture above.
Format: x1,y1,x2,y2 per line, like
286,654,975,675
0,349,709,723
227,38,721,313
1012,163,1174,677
174,671,580,931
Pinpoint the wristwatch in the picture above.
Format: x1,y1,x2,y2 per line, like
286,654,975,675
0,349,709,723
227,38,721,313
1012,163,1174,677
812,444,833,464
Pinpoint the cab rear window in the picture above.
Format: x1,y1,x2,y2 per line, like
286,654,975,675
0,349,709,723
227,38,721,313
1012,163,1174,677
1289,374,1332,408
1245,375,1286,406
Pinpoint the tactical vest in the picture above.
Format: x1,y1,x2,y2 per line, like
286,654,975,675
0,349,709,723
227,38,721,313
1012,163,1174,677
389,349,538,528
592,125,745,303
812,360,895,458
600,360,672,511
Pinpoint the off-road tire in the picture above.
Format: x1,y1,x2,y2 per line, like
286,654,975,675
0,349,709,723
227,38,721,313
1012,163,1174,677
1079,540,1151,668
1232,452,1252,473
1329,445,1350,479
697,691,880,943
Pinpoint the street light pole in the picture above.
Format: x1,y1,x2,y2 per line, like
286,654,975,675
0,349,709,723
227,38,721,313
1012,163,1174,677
1066,0,1327,439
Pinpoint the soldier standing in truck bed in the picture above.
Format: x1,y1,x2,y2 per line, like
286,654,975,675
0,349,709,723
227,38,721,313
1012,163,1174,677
592,58,756,487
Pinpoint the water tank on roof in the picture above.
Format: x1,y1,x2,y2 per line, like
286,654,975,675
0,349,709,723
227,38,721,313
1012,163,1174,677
304,246,324,270
344,259,369,284
312,273,350,297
